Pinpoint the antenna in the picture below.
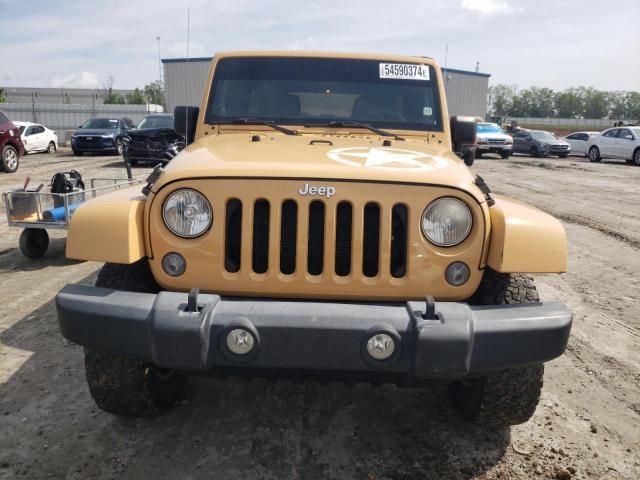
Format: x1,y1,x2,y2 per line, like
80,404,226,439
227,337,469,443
444,43,449,95
184,8,190,142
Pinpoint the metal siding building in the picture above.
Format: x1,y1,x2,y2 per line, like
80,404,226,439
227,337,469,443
162,57,490,118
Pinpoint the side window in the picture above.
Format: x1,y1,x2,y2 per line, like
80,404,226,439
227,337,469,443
618,128,632,139
35,126,45,134
578,133,588,141
566,134,577,140
604,129,619,138
25,126,34,136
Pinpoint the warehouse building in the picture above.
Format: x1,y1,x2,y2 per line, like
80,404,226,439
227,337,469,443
2,86,135,105
162,56,490,119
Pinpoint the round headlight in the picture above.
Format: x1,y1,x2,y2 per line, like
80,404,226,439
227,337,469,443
421,197,472,247
163,189,212,238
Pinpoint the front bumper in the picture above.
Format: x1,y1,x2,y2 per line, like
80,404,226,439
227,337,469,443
71,137,117,152
56,285,572,381
477,144,512,152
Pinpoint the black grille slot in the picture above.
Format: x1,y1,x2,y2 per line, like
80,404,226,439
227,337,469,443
252,199,270,273
362,203,380,277
335,202,352,276
307,201,325,275
390,204,408,278
224,199,242,272
280,200,297,274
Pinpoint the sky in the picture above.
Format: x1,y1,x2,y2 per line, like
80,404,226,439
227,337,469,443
0,0,638,92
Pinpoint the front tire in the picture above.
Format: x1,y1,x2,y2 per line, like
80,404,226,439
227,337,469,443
530,146,540,158
47,141,56,153
559,153,568,158
500,150,511,159
19,228,49,258
448,269,544,427
72,149,83,157
632,148,640,166
588,146,601,162
116,138,124,156
85,260,185,416
1,145,19,172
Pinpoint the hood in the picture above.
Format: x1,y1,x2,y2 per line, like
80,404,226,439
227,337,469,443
477,132,511,140
74,128,117,136
127,127,181,138
153,133,486,203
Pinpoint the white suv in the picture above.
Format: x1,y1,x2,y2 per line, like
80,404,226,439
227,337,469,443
586,126,640,165
474,122,513,159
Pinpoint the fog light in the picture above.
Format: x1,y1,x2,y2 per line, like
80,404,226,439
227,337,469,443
366,333,395,360
226,328,255,355
445,261,470,286
162,252,186,277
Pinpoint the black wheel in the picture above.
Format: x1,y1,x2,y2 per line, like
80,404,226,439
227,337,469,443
632,148,640,166
474,150,483,159
72,149,83,157
47,141,57,153
1,145,19,173
19,228,49,258
558,153,568,158
588,146,601,162
500,150,511,159
115,138,124,156
529,146,540,158
448,269,544,427
85,260,185,416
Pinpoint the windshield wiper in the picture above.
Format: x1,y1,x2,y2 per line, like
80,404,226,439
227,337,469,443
306,121,404,140
222,118,299,136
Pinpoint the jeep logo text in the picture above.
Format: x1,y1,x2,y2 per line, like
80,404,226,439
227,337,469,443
298,183,336,198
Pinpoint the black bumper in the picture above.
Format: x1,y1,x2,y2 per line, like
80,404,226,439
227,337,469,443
56,285,572,380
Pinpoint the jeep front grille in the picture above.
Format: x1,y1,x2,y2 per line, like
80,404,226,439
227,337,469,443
223,198,408,278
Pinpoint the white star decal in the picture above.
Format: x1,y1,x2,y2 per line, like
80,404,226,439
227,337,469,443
326,147,449,171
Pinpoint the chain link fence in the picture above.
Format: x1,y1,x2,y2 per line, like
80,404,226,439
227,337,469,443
0,103,164,145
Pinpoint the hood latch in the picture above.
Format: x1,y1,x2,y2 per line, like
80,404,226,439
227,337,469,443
474,175,495,207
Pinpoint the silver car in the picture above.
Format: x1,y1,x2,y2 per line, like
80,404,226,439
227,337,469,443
562,131,600,156
513,130,571,158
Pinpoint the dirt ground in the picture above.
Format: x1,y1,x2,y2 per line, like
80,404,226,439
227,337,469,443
0,149,639,480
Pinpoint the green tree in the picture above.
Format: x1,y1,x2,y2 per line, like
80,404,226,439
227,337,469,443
581,87,608,118
0,87,6,103
144,81,165,108
555,88,584,118
126,88,146,105
488,84,517,117
102,75,126,104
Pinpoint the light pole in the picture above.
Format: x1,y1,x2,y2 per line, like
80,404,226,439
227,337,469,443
156,36,162,88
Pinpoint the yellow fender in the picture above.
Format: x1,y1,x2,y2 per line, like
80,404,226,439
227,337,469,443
66,187,147,263
487,195,567,273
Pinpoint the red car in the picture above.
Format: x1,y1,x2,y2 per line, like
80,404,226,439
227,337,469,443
0,110,25,173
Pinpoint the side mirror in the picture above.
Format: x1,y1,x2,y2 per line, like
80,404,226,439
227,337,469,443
174,106,199,145
625,135,634,140
450,116,477,154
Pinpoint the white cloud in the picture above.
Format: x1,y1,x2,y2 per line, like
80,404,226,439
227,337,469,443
461,0,516,15
49,72,99,89
165,41,206,58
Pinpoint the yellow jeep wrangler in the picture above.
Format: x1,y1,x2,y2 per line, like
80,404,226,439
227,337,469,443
56,52,571,426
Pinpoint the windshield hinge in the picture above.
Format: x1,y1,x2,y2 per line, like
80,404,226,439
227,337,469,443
142,164,165,196
474,175,495,207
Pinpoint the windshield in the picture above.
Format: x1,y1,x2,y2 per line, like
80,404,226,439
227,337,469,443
137,116,174,129
206,57,443,132
632,127,640,137
81,118,119,129
531,131,556,140
477,123,504,134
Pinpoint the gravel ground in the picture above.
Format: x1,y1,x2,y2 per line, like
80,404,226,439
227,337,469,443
0,149,639,480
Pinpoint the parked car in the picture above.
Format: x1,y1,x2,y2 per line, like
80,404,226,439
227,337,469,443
71,117,135,156
513,130,571,158
122,114,185,166
14,121,59,154
561,131,600,156
0,110,25,173
475,122,513,159
586,126,640,165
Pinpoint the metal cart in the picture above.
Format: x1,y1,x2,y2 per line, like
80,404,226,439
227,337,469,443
2,178,142,258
